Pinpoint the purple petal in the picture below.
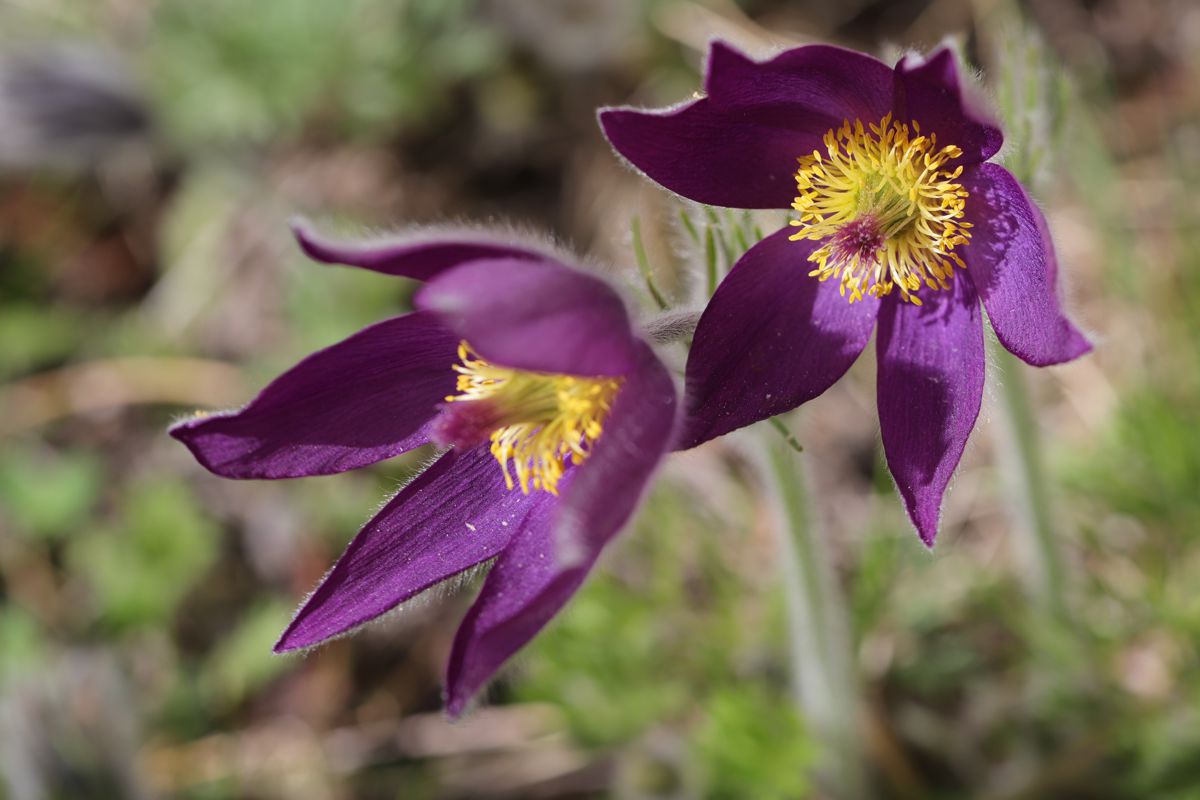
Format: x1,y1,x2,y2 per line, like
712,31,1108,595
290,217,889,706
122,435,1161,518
274,446,547,652
444,341,677,714
599,41,893,209
961,163,1092,366
704,41,895,120
556,340,678,564
171,312,457,479
292,220,547,281
682,228,879,449
893,47,1003,165
442,488,567,716
877,275,985,547
415,257,638,377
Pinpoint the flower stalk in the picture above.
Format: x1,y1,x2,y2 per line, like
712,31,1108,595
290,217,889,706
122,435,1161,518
761,423,869,798
991,334,1068,620
988,22,1075,621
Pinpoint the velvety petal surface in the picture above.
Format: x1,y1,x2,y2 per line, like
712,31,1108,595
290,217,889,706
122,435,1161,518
877,274,985,547
599,41,893,209
171,311,458,479
682,228,880,449
292,220,547,281
961,163,1092,365
444,341,677,714
416,257,638,377
274,446,547,652
893,47,1003,165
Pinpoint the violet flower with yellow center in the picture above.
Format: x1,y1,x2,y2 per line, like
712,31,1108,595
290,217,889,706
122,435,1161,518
600,42,1091,545
171,224,678,713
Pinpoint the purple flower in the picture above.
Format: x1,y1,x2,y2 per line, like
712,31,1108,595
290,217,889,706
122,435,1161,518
600,42,1091,545
171,223,678,713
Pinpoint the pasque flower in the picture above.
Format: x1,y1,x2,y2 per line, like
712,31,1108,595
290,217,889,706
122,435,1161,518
172,224,678,713
600,42,1091,545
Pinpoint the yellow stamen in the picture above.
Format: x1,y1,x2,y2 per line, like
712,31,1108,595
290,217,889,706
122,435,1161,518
789,113,971,304
444,342,622,495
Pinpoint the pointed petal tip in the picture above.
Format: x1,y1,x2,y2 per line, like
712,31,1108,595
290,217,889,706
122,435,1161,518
167,416,193,439
896,44,955,76
903,495,941,549
272,621,347,656
1049,330,1093,365
1013,327,1094,367
443,629,490,721
290,217,327,261
272,614,324,655
596,105,621,128
439,344,676,720
894,45,1002,165
963,164,1093,366
290,217,338,264
167,413,243,479
167,314,456,480
878,277,983,557
271,637,298,655
899,481,942,549
443,690,469,720
676,416,719,453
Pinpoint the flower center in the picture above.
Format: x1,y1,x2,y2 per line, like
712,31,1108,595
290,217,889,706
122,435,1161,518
432,342,623,495
789,114,971,305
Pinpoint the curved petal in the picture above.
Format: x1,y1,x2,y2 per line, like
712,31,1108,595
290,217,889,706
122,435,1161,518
704,40,894,119
682,229,880,449
274,446,547,652
556,340,678,565
292,219,548,281
415,257,638,377
877,275,985,547
442,486,565,716
599,41,893,209
444,341,677,715
893,47,1003,166
171,312,457,479
961,163,1092,365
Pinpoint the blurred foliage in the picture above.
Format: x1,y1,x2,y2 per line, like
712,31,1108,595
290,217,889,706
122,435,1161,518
70,478,219,629
0,444,102,540
0,304,87,377
517,485,814,796
145,0,502,147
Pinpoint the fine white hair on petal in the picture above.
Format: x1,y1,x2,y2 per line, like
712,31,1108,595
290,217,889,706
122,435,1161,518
290,214,576,267
291,215,648,337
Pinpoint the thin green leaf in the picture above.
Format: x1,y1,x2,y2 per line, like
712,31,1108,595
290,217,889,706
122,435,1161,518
632,216,670,311
705,225,718,297
769,416,804,453
679,208,701,244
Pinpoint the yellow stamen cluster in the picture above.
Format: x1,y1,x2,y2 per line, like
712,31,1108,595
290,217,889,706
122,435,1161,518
444,342,622,495
790,113,971,304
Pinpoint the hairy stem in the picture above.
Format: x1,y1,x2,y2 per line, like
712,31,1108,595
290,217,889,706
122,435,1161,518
991,338,1068,620
761,425,870,798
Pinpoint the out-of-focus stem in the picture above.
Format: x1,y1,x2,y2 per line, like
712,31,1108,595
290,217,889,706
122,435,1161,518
991,338,1068,620
761,425,869,798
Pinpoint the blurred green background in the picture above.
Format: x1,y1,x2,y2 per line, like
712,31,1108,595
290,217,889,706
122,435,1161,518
0,0,1196,798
